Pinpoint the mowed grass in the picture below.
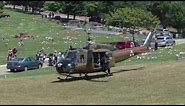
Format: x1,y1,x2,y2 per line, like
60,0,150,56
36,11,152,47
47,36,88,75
0,43,185,105
0,9,125,65
0,60,185,105
1,9,185,105
116,43,185,66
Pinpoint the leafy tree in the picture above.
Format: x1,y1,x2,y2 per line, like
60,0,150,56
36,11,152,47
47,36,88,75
148,1,172,27
0,1,3,13
59,1,85,20
43,1,60,12
69,1,85,19
83,1,151,22
166,2,185,33
29,1,44,13
58,1,74,19
148,1,185,33
112,1,150,10
105,7,159,28
83,1,99,16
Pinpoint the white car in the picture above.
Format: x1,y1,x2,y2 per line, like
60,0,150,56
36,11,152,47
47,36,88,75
156,36,175,47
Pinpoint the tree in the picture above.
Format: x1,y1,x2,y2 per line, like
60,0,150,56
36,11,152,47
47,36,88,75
112,1,150,10
167,2,185,33
43,1,60,12
29,1,44,13
58,1,74,20
148,1,185,33
69,1,85,19
83,1,99,16
0,1,3,13
83,1,152,22
59,1,85,20
105,7,159,28
148,1,172,27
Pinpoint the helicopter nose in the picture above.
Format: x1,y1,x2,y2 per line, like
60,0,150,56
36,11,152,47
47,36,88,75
65,63,75,73
56,63,64,74
56,62,75,74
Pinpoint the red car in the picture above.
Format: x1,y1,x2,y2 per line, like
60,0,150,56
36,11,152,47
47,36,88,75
115,41,140,50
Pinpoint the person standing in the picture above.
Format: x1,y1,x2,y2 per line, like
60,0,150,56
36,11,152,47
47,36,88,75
12,48,17,57
101,52,113,76
7,48,13,61
35,52,40,60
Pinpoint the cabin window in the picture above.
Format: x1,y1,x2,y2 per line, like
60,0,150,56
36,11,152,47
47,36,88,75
79,55,84,63
76,54,84,63
93,52,106,68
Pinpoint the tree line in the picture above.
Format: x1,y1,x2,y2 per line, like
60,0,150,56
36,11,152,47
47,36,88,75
2,1,185,33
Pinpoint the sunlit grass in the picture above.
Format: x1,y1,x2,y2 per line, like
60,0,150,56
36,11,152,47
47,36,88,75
0,9,126,65
0,60,185,104
1,8,185,105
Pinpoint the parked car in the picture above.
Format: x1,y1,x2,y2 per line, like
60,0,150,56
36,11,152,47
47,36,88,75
156,36,175,47
7,57,43,72
115,41,140,50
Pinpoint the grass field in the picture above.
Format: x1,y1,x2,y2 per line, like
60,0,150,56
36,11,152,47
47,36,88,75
0,9,128,65
0,60,185,105
1,9,185,105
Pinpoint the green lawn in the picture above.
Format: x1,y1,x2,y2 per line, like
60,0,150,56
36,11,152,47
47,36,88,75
0,9,127,65
1,9,185,105
117,44,185,66
0,60,185,105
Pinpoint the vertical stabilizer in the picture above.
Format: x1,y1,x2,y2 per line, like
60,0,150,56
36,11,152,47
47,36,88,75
143,31,154,47
143,23,159,47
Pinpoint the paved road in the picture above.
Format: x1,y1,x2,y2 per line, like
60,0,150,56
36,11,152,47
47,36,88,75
175,39,185,45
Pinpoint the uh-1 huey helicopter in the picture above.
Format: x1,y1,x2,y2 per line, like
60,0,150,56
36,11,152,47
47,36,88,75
55,26,157,80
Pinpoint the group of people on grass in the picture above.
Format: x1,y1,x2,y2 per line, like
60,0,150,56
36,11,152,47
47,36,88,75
35,49,46,63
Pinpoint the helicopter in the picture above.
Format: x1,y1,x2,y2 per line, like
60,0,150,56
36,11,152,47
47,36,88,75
55,28,155,80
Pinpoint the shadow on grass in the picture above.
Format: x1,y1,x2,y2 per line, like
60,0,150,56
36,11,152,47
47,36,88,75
51,73,110,83
51,66,145,83
111,66,145,74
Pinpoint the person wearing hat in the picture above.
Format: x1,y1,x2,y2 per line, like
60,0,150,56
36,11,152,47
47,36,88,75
86,37,96,49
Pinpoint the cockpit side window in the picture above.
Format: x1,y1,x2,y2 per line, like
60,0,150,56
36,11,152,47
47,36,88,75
66,51,77,61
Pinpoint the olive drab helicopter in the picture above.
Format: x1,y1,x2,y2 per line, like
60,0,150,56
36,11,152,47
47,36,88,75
55,27,156,80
